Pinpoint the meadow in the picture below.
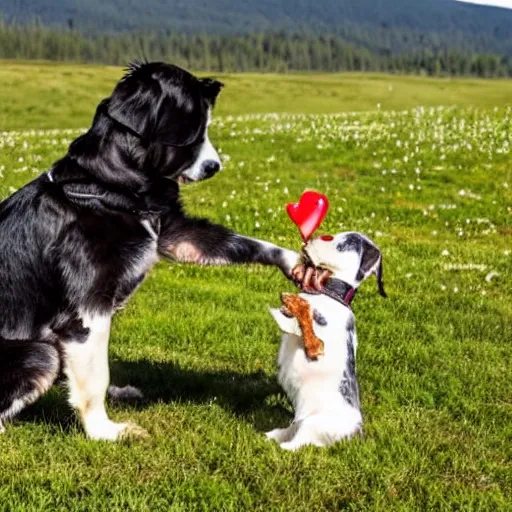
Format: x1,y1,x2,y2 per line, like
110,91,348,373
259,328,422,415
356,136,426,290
0,62,511,511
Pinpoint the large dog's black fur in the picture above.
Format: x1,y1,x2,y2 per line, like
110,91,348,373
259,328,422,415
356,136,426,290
0,62,296,436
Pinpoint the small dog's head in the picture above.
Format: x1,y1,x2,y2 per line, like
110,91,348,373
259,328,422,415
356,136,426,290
106,61,223,184
303,232,387,297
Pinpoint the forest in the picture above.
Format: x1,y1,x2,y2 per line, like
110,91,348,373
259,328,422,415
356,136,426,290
0,22,510,77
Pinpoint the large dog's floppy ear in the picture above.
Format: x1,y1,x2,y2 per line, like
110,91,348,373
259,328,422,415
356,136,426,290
107,62,204,147
359,237,387,298
107,71,160,141
152,89,204,147
269,308,302,336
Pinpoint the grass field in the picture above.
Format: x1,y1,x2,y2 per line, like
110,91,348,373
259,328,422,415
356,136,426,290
3,60,512,130
0,62,511,510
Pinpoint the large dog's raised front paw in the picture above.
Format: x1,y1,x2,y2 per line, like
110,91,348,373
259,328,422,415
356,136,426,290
279,249,302,279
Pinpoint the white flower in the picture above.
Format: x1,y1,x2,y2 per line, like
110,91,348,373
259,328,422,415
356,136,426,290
222,201,228,208
453,287,459,293
485,271,499,283
255,221,260,229
442,250,449,256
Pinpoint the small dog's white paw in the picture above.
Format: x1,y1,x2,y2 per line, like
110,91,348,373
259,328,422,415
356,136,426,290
0,421,5,434
279,440,303,451
266,426,295,444
265,428,283,442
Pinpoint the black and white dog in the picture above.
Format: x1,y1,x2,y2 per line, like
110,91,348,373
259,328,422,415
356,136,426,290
0,61,299,440
268,232,386,450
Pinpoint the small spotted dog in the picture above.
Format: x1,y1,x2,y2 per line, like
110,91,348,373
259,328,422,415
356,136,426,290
267,232,386,450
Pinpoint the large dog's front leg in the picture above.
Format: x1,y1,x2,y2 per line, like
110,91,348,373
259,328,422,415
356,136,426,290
63,313,145,441
158,216,300,277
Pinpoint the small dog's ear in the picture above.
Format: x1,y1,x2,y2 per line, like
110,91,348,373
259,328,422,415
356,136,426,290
375,255,387,298
359,238,387,298
269,308,301,336
200,78,224,106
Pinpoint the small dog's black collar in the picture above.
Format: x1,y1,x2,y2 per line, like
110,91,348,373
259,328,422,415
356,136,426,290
306,278,356,309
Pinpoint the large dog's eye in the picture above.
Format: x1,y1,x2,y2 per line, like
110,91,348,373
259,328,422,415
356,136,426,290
336,243,344,252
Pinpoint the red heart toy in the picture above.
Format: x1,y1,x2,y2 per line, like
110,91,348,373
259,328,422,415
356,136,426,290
286,191,329,241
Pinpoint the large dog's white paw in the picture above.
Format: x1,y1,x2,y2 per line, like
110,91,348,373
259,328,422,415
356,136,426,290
86,419,148,441
280,249,302,277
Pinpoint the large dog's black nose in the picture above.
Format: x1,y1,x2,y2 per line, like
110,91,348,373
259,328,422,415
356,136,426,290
202,160,221,178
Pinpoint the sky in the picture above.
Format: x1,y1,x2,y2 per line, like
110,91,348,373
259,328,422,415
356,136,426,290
456,0,512,8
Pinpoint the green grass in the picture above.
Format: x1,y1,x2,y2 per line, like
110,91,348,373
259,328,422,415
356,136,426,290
0,62,512,510
2,60,512,130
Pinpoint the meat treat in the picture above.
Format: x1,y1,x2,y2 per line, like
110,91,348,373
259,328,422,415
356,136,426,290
280,292,324,360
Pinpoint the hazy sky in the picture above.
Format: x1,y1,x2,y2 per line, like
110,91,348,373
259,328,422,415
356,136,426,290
456,0,512,7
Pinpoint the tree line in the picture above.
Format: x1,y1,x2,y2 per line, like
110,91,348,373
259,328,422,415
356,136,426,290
1,21,511,77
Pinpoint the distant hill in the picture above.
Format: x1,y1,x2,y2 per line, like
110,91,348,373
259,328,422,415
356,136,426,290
1,0,512,54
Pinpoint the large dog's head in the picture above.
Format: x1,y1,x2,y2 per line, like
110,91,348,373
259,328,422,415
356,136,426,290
105,61,223,185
